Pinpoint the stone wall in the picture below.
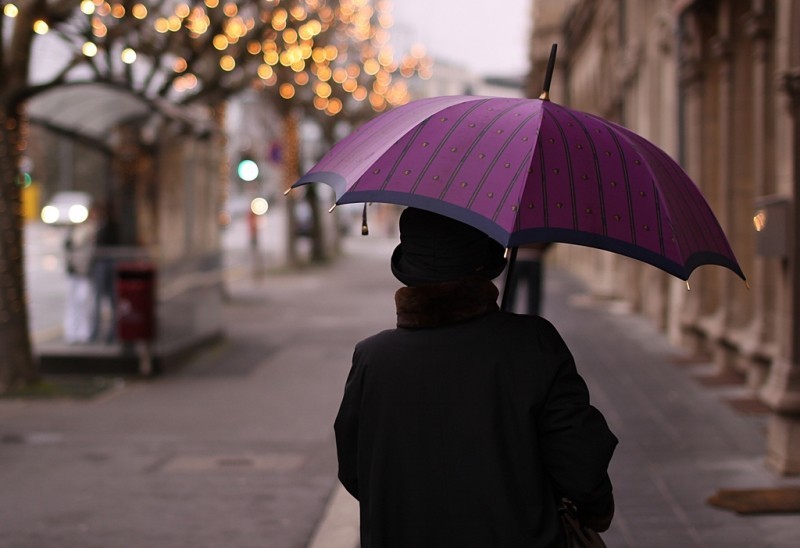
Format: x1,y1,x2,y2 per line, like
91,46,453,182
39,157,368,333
530,0,800,474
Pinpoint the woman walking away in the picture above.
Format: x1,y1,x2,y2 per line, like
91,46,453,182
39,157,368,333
335,207,617,548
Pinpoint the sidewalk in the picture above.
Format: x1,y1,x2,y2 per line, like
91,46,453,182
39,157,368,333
542,272,800,547
3,234,800,547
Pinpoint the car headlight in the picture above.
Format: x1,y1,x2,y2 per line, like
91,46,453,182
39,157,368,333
68,204,89,224
41,205,60,224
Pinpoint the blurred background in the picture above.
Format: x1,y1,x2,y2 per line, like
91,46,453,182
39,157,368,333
2,1,800,543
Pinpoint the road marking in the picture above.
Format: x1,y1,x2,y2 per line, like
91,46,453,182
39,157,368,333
158,453,306,473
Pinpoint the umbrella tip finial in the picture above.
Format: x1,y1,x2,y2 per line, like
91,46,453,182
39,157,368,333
361,203,369,236
328,204,337,213
686,280,691,291
745,279,751,290
284,188,293,196
539,43,558,101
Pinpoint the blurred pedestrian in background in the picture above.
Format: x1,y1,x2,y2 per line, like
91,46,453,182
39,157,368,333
505,242,552,316
335,207,617,547
62,216,96,344
89,201,120,344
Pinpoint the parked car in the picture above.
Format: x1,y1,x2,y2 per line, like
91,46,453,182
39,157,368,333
41,191,92,226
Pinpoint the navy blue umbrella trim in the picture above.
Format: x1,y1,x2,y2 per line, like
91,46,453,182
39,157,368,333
291,183,746,282
293,171,349,199
509,227,746,281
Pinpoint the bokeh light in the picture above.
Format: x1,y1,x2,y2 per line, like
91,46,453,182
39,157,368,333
82,42,98,57
121,48,137,64
33,20,50,35
279,83,296,99
79,1,95,15
251,198,269,216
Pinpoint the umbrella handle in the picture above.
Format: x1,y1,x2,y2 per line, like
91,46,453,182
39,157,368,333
539,44,558,101
500,247,519,312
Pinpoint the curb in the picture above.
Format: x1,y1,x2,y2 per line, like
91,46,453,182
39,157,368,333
307,483,359,548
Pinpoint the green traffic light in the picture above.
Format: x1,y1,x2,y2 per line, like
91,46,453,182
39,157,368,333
237,159,259,182
15,172,32,188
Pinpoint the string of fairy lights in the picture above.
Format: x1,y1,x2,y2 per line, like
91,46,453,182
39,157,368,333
1,0,433,115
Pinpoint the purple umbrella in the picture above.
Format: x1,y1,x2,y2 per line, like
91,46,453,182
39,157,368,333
292,52,745,302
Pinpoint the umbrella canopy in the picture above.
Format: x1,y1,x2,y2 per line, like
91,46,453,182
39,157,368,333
294,95,745,282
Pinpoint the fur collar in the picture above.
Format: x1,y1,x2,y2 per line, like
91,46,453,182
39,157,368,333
395,278,500,328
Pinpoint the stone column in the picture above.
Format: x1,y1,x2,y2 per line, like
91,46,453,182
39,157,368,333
761,69,800,474
699,4,737,373
736,2,776,386
676,9,711,355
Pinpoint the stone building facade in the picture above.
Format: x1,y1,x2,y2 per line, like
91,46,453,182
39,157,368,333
529,0,800,474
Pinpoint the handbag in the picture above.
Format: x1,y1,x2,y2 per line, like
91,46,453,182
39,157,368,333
558,498,607,548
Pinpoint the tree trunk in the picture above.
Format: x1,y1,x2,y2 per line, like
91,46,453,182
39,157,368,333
319,121,342,256
0,106,38,392
306,184,326,262
282,109,300,265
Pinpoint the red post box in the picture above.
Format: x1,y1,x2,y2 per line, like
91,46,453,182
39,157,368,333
115,262,156,342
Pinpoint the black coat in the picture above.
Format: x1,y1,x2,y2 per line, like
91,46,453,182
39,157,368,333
335,278,617,548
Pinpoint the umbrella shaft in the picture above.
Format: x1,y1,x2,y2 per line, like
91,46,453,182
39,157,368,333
500,247,519,312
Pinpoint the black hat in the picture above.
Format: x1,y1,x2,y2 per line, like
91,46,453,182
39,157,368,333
391,208,507,287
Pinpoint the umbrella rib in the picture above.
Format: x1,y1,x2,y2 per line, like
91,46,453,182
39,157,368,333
407,99,490,195
605,128,638,246
327,96,474,173
643,151,679,259
438,101,522,200
363,99,488,196
641,142,718,254
546,109,580,230
609,122,718,262
493,148,534,224
603,122,684,259
469,108,541,210
652,179,667,256
560,109,609,237
344,96,482,194
538,135,550,229
376,122,431,192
